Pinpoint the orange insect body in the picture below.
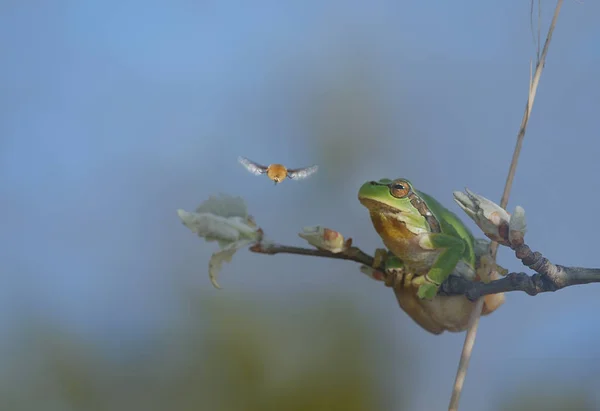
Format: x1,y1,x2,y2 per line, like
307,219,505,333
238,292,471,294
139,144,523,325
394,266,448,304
237,156,318,185
266,164,288,183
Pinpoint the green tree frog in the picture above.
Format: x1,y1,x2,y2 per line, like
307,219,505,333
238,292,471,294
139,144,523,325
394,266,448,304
358,178,504,334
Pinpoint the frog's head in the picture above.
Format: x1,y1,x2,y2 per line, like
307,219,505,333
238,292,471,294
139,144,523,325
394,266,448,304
359,178,437,243
359,178,432,236
358,178,421,217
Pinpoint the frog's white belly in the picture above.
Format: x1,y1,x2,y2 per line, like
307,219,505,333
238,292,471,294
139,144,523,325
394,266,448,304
381,236,435,269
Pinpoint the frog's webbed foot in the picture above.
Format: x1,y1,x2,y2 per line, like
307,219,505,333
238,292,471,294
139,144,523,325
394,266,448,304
495,264,509,277
369,250,417,289
475,239,509,280
381,254,415,289
384,266,410,288
361,250,411,285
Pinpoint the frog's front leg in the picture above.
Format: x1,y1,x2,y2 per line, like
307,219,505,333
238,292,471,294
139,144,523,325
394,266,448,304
383,254,415,288
372,249,413,288
413,233,465,299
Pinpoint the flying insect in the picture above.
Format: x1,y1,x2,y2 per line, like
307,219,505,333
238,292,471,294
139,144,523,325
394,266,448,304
238,156,318,185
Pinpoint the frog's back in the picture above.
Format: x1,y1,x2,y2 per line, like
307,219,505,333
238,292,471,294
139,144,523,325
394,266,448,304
416,190,475,265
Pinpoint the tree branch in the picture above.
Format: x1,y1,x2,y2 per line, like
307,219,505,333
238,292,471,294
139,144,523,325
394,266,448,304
439,266,600,300
442,242,600,298
249,240,600,298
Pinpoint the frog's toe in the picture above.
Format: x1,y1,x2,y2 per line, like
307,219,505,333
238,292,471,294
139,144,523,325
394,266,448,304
384,268,400,287
417,283,438,300
373,248,388,268
403,272,414,285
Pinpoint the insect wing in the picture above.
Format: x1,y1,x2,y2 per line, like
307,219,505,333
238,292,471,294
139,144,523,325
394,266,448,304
288,165,318,180
238,156,267,175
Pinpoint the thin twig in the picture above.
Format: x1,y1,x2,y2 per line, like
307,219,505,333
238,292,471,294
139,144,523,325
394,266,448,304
249,242,378,268
448,2,564,410
538,1,542,63
498,1,563,216
530,0,542,64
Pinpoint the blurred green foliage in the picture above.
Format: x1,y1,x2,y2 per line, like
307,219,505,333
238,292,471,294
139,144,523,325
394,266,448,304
1,293,392,411
4,290,592,411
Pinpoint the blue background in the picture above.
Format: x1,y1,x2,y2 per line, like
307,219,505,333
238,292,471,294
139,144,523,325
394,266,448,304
2,1,599,410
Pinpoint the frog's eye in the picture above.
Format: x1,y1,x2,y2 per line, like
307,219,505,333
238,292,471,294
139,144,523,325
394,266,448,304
390,180,410,198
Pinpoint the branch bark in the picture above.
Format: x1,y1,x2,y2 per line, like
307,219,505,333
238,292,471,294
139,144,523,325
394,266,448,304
440,267,600,299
